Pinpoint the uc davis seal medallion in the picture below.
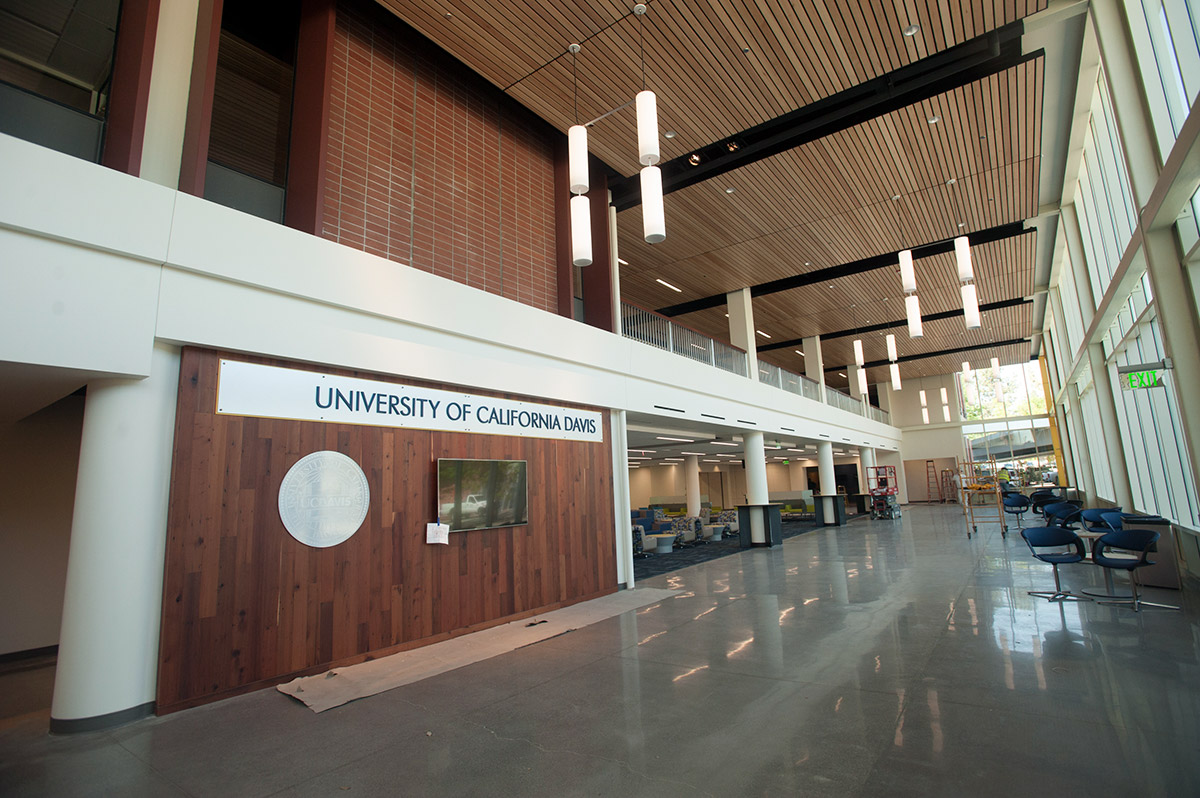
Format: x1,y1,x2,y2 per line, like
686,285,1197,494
278,451,370,547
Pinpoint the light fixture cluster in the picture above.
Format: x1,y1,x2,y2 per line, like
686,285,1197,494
887,333,901,390
898,249,922,338
566,4,666,268
955,236,981,329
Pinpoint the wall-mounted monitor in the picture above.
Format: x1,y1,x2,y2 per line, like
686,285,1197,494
437,458,528,532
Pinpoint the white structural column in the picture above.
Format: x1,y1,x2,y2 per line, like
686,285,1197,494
803,335,825,401
684,455,701,518
859,446,877,483
847,364,863,400
817,441,836,523
609,201,623,336
140,0,201,187
726,287,758,379
1086,343,1134,507
610,409,634,588
51,343,181,731
743,431,769,543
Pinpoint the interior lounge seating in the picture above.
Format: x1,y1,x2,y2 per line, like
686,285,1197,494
1021,526,1090,602
1002,493,1031,529
1091,528,1179,612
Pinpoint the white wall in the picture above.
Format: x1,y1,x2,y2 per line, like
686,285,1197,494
0,395,84,654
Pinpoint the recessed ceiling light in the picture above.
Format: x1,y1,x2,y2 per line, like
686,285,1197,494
741,46,750,54
928,115,940,124
711,441,738,446
725,187,735,194
804,261,811,266
726,141,740,152
680,451,705,455
656,436,694,442
756,330,771,338
957,222,965,228
655,278,682,292
838,372,847,377
904,24,919,36
617,258,628,265
664,131,676,139
664,458,684,462
891,194,901,201
688,153,701,165
946,177,957,185
794,350,805,356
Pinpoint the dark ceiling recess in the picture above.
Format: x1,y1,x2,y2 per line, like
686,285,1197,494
657,222,1033,317
758,297,1034,352
610,22,1037,211
823,338,1031,373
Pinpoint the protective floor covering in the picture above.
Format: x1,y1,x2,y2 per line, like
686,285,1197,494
277,587,680,712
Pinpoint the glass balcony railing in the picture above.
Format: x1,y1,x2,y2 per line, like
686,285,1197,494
620,303,890,424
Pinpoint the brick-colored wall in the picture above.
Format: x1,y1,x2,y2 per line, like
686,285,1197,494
323,1,558,313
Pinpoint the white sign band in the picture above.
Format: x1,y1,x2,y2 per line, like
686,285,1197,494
216,360,604,442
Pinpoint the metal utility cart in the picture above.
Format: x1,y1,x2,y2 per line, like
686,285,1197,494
867,466,901,520
957,458,1004,539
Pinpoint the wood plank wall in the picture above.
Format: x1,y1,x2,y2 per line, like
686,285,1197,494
157,348,616,713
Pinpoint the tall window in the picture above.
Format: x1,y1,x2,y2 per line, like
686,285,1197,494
959,362,1056,480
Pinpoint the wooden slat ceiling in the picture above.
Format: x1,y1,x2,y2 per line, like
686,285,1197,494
377,0,1048,379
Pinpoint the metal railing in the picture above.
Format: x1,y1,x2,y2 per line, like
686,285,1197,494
620,303,891,425
621,303,747,376
824,386,864,416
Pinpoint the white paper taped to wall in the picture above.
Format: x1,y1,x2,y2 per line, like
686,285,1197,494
426,522,450,544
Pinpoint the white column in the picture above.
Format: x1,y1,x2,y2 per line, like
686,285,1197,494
1087,343,1134,507
51,343,181,731
803,335,826,401
726,287,758,379
609,199,623,336
859,447,877,490
847,363,863,400
684,455,701,517
610,409,634,588
817,441,836,523
743,431,768,543
140,0,202,187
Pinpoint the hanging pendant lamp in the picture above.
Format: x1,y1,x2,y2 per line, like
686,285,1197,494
566,44,591,267
890,362,901,391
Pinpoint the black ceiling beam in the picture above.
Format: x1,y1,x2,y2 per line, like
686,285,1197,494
657,221,1030,317
759,297,1033,352
822,337,1030,373
610,22,1035,211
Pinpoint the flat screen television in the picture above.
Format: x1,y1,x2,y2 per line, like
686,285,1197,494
437,458,528,532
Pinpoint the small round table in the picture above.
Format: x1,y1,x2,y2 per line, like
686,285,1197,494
646,533,676,553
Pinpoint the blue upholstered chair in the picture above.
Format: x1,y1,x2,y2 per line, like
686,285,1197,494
1029,489,1061,517
1081,507,1120,535
1002,493,1031,529
1091,528,1178,611
1021,526,1089,602
1043,501,1082,529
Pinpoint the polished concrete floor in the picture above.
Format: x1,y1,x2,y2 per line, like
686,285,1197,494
3,505,1200,796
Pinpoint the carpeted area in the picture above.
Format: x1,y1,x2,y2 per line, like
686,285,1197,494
633,517,870,581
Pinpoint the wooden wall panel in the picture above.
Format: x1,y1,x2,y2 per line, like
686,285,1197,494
158,348,616,712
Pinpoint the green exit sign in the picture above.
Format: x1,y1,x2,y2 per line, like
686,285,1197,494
1117,359,1171,391
1122,370,1163,390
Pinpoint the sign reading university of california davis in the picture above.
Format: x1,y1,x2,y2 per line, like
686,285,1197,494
216,359,604,442
278,451,370,548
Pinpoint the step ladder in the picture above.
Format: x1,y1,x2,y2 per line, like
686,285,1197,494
925,460,943,503
940,469,956,504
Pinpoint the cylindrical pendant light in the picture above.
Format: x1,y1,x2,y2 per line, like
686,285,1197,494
636,89,659,166
991,356,1001,371
641,166,666,243
886,333,897,362
905,294,923,337
919,389,927,407
857,369,868,397
570,194,592,266
853,339,864,367
568,125,589,195
899,249,916,292
921,407,930,425
954,235,973,282
890,362,902,390
961,282,981,329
